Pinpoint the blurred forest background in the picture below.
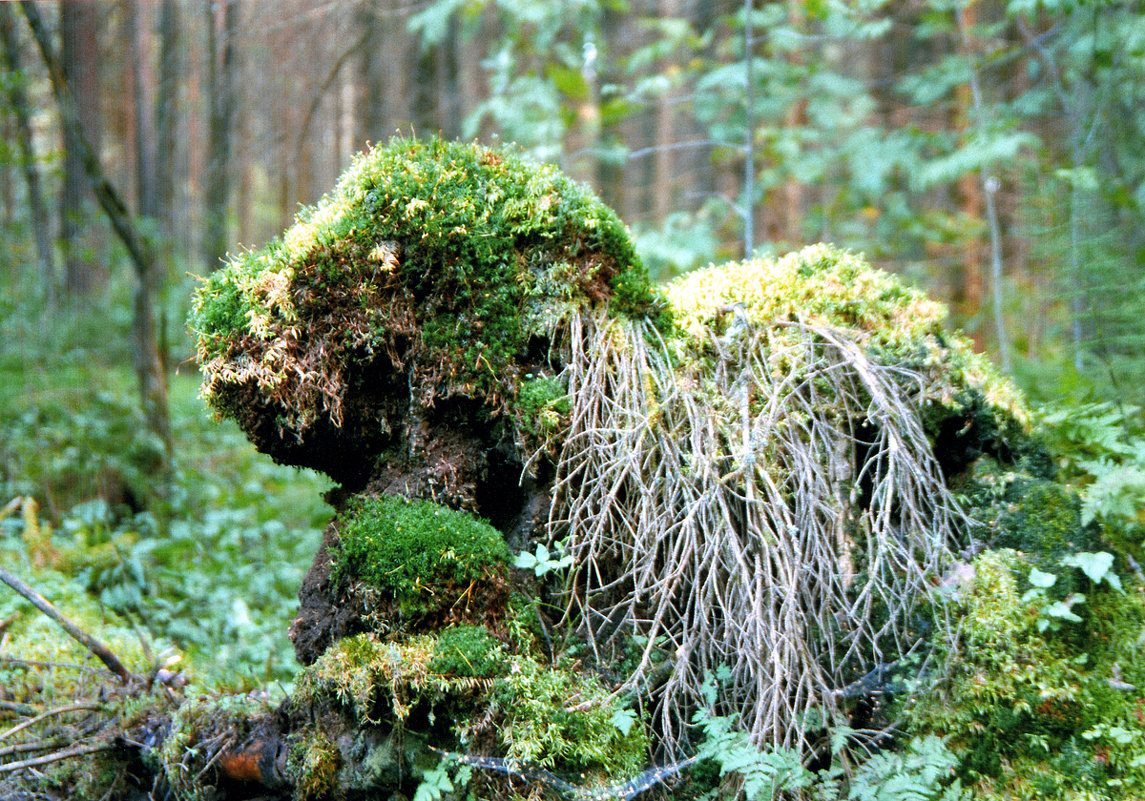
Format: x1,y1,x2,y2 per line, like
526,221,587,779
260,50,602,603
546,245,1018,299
2,0,1144,689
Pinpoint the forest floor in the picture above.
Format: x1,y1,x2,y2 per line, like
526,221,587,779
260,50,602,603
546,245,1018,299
0,352,333,692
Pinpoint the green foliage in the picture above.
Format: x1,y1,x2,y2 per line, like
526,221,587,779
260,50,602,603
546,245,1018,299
0,387,165,517
330,494,510,617
632,210,727,282
905,548,1145,799
412,759,472,801
494,653,649,778
844,737,967,801
0,369,330,690
693,704,815,799
429,625,506,679
513,539,573,577
690,672,967,801
1038,402,1145,538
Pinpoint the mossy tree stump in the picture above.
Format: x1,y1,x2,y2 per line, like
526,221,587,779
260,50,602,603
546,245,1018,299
4,136,1089,801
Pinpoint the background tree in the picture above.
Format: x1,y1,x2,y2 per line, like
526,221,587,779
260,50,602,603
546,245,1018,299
57,0,104,298
3,0,1145,516
0,3,54,306
18,0,172,462
202,0,238,271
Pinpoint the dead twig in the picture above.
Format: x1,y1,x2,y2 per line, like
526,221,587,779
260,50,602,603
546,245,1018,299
0,567,136,684
0,741,115,774
0,740,67,759
0,702,103,742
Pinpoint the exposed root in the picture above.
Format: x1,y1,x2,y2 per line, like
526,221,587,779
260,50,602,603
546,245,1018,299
549,310,964,754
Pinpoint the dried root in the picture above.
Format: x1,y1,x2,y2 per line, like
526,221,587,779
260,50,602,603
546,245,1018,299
550,310,964,754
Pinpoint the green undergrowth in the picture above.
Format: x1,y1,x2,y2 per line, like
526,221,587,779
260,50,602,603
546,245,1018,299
904,548,1145,800
330,494,510,622
292,626,649,789
0,369,331,690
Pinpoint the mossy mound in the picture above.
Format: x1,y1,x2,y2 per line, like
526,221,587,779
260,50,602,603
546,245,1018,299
292,495,513,661
189,136,664,489
290,627,648,794
331,495,511,626
666,244,1029,472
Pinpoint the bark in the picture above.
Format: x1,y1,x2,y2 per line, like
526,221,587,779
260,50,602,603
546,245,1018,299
155,0,179,242
0,3,55,305
203,0,239,271
19,0,173,462
57,0,103,297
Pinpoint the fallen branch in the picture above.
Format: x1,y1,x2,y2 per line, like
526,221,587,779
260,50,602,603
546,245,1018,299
0,701,39,718
0,702,103,742
0,567,136,684
0,739,66,760
0,742,115,774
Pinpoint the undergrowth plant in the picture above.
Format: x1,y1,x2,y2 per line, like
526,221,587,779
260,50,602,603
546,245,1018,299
904,547,1145,799
689,670,966,801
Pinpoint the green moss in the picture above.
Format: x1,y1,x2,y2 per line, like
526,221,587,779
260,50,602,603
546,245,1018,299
188,136,665,442
666,244,1027,425
429,625,506,679
515,373,570,439
906,548,1145,799
959,457,1099,575
996,480,1097,558
495,654,648,780
293,629,649,788
288,728,341,801
330,494,510,618
293,632,477,724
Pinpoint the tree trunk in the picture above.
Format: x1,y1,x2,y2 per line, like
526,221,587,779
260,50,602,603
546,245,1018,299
127,0,157,221
155,0,179,243
956,0,1011,371
203,0,239,271
20,0,173,464
0,3,56,305
58,0,104,298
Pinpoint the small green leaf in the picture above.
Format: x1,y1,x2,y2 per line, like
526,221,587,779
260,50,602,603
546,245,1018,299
1028,567,1057,589
1063,551,1118,587
1045,594,1085,623
610,708,637,736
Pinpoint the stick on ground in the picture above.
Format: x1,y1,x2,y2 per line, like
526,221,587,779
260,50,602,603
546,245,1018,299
0,567,135,684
